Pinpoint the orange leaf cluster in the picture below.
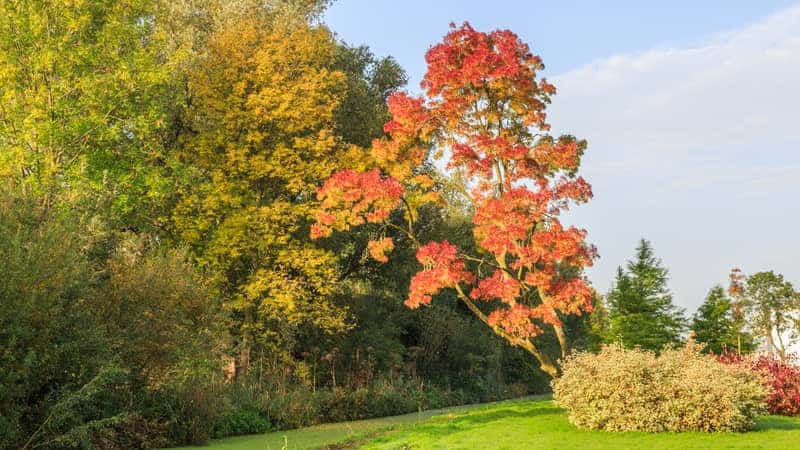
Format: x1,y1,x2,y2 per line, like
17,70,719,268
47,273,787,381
367,237,395,263
312,168,404,239
406,241,474,308
370,92,430,180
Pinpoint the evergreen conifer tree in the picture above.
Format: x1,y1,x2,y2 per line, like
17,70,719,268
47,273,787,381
691,285,754,354
607,239,686,351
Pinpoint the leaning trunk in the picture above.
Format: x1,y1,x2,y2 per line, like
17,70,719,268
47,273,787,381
553,324,569,360
455,287,562,378
519,339,560,378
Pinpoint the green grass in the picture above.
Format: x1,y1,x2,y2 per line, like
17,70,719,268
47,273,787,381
362,398,800,449
176,397,800,449
170,400,513,450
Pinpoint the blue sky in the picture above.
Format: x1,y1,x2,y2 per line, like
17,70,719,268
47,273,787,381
324,1,800,315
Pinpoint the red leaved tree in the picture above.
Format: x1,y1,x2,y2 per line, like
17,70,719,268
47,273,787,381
719,351,800,416
312,23,596,378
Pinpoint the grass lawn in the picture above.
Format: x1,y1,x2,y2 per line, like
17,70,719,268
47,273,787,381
177,397,800,449
171,400,509,450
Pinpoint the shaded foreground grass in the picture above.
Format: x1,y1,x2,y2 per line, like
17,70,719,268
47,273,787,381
170,399,522,450
178,396,800,449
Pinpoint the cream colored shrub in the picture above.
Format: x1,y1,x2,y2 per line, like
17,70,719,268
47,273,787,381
552,343,767,432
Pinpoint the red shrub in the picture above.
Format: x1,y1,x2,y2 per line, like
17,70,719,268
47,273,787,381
720,351,800,416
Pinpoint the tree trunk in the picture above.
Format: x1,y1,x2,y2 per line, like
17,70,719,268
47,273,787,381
518,338,560,378
775,329,787,362
454,286,561,378
553,324,569,360
236,309,254,378
765,327,776,356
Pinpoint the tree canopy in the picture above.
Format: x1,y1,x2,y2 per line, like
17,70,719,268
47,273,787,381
313,22,597,377
740,270,799,360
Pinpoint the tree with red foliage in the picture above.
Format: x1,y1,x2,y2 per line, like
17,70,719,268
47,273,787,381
720,351,800,416
312,23,596,377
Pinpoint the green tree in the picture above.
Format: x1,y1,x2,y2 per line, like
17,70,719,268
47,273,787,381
583,293,609,352
0,0,173,226
744,271,799,361
607,239,686,352
691,285,754,354
332,44,407,148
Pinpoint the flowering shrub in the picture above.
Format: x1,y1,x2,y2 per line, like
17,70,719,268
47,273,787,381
553,344,767,432
719,352,800,416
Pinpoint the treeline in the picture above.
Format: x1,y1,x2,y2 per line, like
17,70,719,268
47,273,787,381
0,1,550,448
3,1,797,448
591,239,800,358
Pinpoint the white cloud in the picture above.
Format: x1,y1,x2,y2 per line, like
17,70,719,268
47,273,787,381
551,5,800,182
548,5,800,311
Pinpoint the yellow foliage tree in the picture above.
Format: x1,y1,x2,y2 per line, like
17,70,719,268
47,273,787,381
172,17,359,373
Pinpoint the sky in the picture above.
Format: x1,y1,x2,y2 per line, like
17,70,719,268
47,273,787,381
324,1,800,315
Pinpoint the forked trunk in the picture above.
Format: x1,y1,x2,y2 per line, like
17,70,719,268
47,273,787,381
553,324,569,360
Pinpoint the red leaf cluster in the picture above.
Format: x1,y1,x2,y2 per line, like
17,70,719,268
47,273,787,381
422,23,550,130
487,304,542,339
719,351,800,416
471,270,520,303
311,168,403,239
406,241,474,308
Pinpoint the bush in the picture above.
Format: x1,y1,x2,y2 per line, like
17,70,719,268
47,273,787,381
0,197,113,449
751,354,800,416
141,364,227,447
720,352,800,416
208,372,528,436
0,193,229,448
258,378,456,430
553,343,767,432
212,409,270,438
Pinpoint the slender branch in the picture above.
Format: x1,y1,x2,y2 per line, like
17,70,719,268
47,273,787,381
399,196,416,234
63,106,117,169
386,222,420,247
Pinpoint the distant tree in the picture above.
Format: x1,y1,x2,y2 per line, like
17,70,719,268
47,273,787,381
742,271,799,361
607,239,686,352
727,268,752,354
332,44,407,149
691,285,754,354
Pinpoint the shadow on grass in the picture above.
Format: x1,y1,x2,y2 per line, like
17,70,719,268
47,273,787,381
755,416,800,431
